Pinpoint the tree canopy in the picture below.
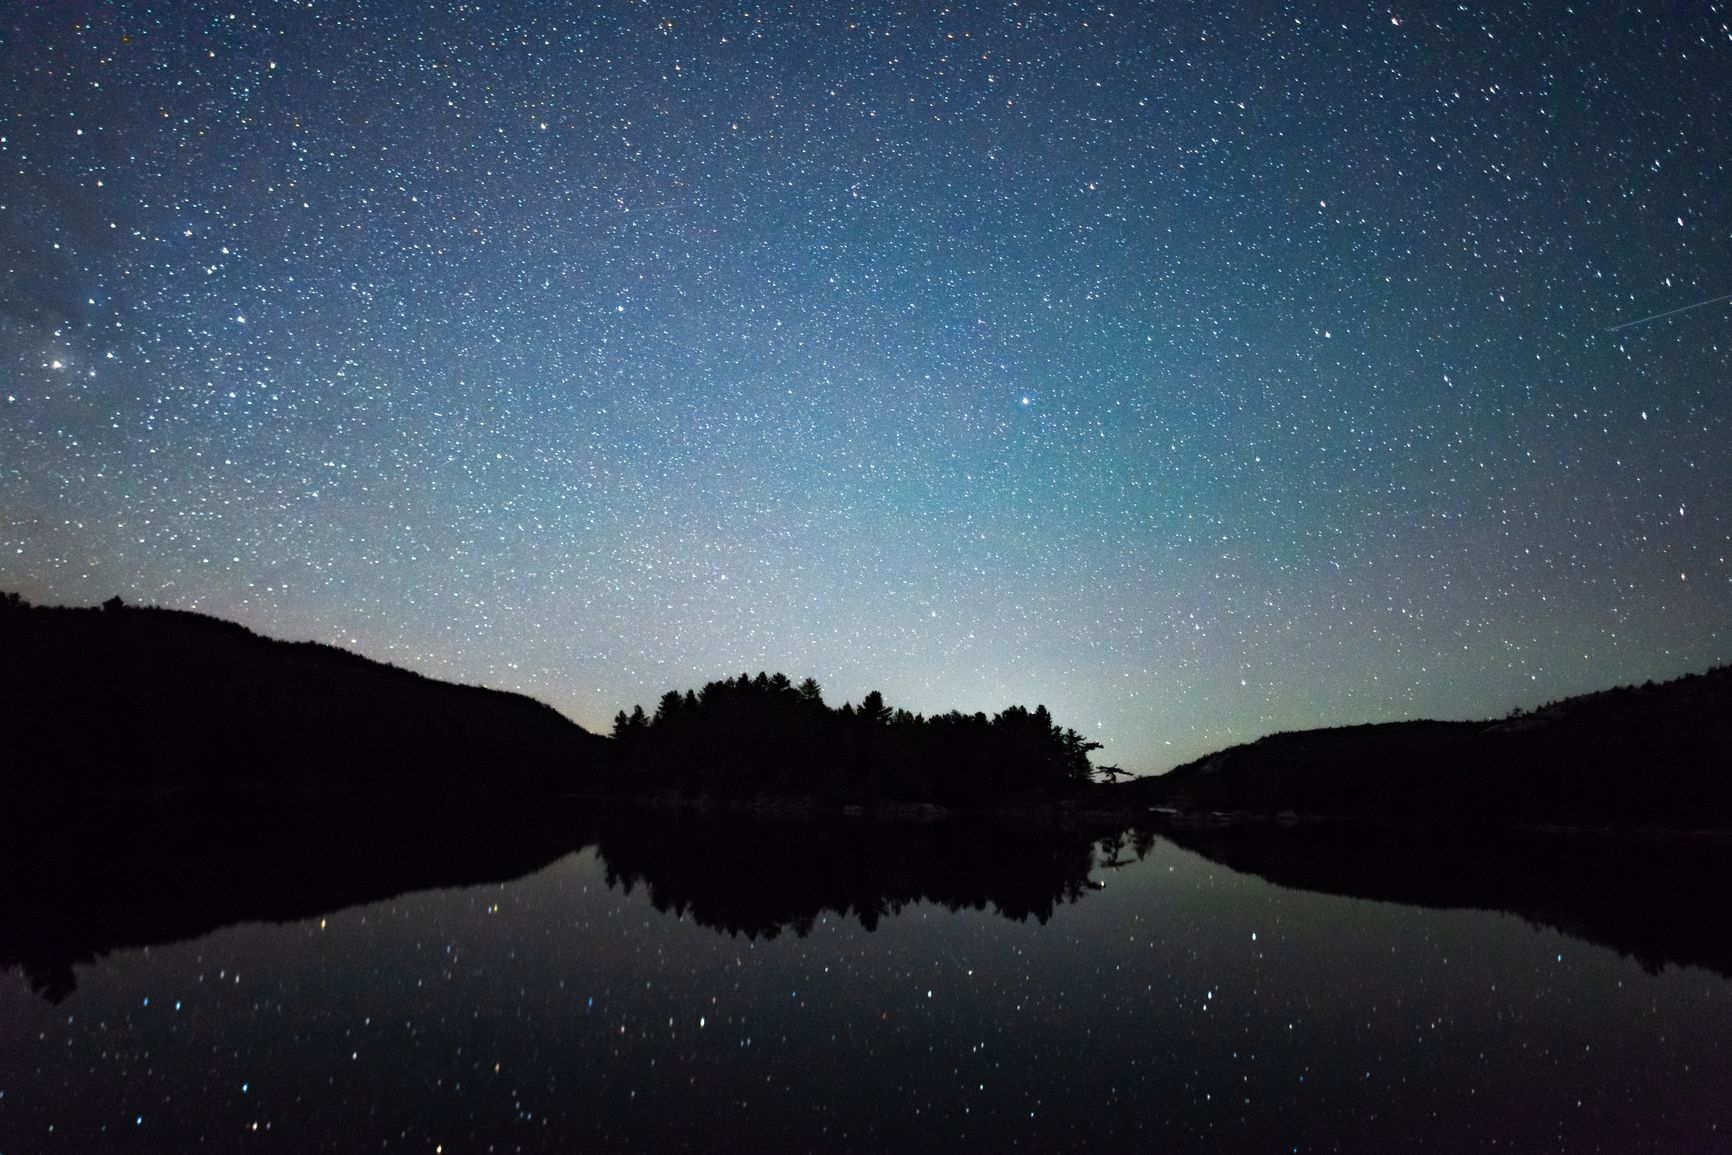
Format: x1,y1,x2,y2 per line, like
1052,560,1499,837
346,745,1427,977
610,673,1101,804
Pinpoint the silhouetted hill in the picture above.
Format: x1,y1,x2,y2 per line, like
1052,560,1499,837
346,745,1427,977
0,594,605,803
1128,667,1732,828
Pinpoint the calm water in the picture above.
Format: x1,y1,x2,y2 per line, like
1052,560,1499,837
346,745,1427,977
3,818,1730,1152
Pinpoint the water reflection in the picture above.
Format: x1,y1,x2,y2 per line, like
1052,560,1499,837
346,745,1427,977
0,803,1133,1002
2,806,1731,1151
0,800,589,1002
591,809,1121,937
7,804,1732,1007
1157,819,1732,979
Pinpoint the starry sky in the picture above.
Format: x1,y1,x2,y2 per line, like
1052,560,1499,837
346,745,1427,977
3,2,1729,772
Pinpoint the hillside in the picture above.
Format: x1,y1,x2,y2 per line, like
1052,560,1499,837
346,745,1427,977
1129,667,1732,828
0,594,605,803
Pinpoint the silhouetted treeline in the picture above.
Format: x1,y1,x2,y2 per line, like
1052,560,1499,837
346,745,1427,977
608,672,1101,804
1,593,1106,810
1130,666,1732,829
0,593,605,804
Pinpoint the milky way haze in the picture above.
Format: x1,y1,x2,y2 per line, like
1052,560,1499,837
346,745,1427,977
4,3,1729,771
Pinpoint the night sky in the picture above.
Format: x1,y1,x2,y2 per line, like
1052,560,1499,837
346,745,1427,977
3,2,1728,772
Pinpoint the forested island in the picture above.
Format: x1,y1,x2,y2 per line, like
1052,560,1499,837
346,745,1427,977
607,673,1103,804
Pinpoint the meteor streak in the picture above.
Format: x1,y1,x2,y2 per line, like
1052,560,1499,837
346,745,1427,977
1605,291,1732,332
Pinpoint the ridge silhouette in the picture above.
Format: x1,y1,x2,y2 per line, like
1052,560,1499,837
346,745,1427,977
1130,666,1732,829
0,593,605,803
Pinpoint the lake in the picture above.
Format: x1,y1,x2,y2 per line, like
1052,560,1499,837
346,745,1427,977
2,808,1729,1151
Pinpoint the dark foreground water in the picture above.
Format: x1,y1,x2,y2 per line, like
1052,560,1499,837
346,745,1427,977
2,810,1730,1152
